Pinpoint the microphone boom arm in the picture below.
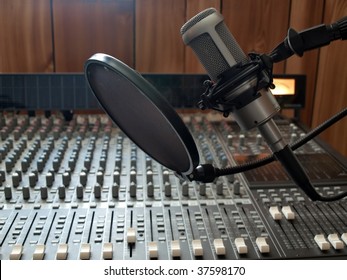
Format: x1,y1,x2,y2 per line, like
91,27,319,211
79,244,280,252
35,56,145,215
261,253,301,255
269,16,347,63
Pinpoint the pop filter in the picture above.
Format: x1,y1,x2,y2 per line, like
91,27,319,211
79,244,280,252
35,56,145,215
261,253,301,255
84,53,199,177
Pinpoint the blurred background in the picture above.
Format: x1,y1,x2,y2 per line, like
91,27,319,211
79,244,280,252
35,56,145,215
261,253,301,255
0,0,346,157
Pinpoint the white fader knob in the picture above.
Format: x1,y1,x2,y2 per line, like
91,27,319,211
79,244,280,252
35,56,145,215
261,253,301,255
171,240,181,258
127,228,136,243
314,234,330,251
281,206,295,220
235,237,248,254
327,233,344,250
269,206,282,220
256,237,270,253
213,238,226,256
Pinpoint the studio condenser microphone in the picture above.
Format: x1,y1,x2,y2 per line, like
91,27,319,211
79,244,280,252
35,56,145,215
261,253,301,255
181,8,323,201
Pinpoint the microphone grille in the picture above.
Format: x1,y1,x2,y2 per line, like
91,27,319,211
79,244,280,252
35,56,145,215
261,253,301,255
215,22,248,65
181,8,248,81
187,31,231,80
180,8,217,35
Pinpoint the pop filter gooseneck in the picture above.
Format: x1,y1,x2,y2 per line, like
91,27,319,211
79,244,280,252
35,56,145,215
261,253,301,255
84,53,199,178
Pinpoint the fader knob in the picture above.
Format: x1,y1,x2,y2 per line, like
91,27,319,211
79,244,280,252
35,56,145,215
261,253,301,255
171,240,181,257
146,170,153,182
58,185,66,199
233,180,240,195
290,133,298,143
68,158,76,170
15,170,22,181
199,184,206,196
29,172,37,187
76,185,84,199
37,158,45,172
0,170,5,182
40,186,48,200
45,172,54,187
182,181,189,197
130,182,137,198
96,171,104,185
11,173,20,187
5,158,14,172
4,185,12,200
112,183,119,198
21,159,30,172
22,185,30,200
94,184,101,199
147,182,154,197
164,181,171,197
130,170,137,183
113,171,120,185
52,158,60,172
62,172,71,186
216,181,223,195
163,170,170,183
80,171,87,186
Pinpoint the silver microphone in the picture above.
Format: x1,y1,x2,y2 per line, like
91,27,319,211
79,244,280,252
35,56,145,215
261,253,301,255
181,8,285,152
182,8,323,201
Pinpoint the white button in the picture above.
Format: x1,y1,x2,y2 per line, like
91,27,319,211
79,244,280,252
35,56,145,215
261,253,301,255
103,243,113,259
256,237,270,253
171,240,181,257
269,206,282,220
56,243,68,260
80,243,91,260
148,241,158,259
341,233,347,245
213,238,226,255
10,244,23,260
127,228,136,243
314,234,330,251
235,237,248,254
33,244,45,260
192,239,203,256
281,206,295,220
328,233,344,250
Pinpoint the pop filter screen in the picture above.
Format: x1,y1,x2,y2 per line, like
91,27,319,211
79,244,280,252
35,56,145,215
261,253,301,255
84,53,199,176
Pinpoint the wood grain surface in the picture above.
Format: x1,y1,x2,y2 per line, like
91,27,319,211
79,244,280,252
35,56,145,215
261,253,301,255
53,0,134,72
222,0,290,74
135,0,185,72
312,0,347,157
285,0,324,126
0,0,53,72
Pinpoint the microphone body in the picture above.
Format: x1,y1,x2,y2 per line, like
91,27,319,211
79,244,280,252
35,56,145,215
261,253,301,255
181,8,285,149
181,8,323,201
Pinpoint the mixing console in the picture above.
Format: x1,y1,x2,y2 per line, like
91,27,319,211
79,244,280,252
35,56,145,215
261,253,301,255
0,111,347,260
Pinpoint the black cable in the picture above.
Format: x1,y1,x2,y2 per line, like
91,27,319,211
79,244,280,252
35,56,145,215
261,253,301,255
216,107,347,201
218,107,347,174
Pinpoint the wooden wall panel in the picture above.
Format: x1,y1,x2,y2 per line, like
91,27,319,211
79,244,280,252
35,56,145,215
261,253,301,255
312,0,347,157
0,0,53,72
135,0,185,72
285,0,324,126
53,0,134,72
222,0,291,74
184,0,221,74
